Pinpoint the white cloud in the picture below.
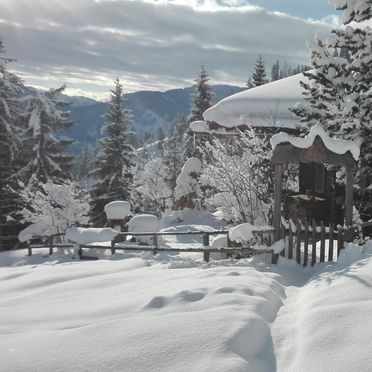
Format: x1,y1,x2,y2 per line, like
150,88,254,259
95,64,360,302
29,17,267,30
0,0,335,97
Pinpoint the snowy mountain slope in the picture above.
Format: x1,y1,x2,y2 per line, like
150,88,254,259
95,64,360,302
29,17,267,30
1,214,372,371
65,84,244,152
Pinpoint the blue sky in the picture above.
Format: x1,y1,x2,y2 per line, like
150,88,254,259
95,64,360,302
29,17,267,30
0,0,341,99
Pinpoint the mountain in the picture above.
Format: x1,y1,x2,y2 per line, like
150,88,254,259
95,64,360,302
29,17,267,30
65,84,244,153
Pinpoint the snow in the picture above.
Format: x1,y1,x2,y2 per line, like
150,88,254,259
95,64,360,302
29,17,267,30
189,120,210,133
1,240,372,371
203,74,308,129
104,201,131,220
2,212,372,371
229,223,273,243
128,214,159,233
65,227,119,245
175,157,202,198
270,124,360,161
18,220,54,242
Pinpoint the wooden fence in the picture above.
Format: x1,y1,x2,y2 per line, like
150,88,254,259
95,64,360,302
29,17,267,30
276,218,370,266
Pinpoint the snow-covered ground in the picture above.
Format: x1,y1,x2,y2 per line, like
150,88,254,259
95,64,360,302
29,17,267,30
1,211,372,371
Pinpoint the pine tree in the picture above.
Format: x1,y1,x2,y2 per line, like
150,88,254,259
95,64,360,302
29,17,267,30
291,0,372,189
189,64,214,122
271,61,280,81
89,79,135,226
0,40,24,249
18,85,74,186
250,56,268,87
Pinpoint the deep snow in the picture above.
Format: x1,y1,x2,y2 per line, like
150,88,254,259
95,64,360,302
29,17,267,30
1,211,372,372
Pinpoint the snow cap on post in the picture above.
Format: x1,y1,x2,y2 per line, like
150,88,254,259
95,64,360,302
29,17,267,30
270,124,360,161
189,120,210,133
104,201,131,220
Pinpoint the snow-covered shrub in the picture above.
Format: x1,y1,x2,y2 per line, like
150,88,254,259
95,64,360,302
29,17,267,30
18,181,89,241
200,129,274,225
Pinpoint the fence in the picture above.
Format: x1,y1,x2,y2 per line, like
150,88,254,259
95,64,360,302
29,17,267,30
276,218,370,266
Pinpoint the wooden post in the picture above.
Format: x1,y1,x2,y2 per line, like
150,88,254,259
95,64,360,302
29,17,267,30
153,234,158,256
311,219,317,266
337,226,344,257
303,219,309,267
111,239,116,256
78,245,82,259
49,236,53,256
288,221,293,260
329,224,334,262
280,224,286,257
296,219,301,265
320,221,325,263
203,233,210,262
273,164,284,242
345,167,354,230
27,241,32,257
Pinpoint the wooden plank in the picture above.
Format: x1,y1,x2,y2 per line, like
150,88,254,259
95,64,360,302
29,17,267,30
328,224,334,262
320,221,325,263
312,219,317,266
337,226,344,257
303,219,309,267
280,223,286,257
288,221,293,260
296,219,301,265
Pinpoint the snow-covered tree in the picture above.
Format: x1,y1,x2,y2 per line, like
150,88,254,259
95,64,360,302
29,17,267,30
133,157,172,216
162,117,185,193
18,181,90,241
291,0,372,188
89,79,135,226
271,61,280,82
189,64,214,122
249,56,268,88
18,85,74,186
200,129,275,224
0,40,24,249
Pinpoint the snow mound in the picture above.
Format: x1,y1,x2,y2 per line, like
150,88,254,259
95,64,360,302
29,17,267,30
210,234,228,260
65,227,118,245
189,120,210,133
270,124,360,161
18,220,55,242
229,223,273,243
128,214,159,233
104,201,131,220
203,73,308,129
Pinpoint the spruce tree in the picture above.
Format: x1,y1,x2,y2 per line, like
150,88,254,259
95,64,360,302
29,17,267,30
250,56,268,87
0,40,23,249
291,0,372,187
18,85,74,186
271,61,280,82
189,64,214,122
89,79,135,226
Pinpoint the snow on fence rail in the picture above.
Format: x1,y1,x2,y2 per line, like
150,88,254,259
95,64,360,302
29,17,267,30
23,228,275,262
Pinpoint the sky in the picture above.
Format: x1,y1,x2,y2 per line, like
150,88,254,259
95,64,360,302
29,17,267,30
0,0,341,100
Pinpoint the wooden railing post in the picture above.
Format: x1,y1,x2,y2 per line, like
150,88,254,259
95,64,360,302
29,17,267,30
27,241,32,256
337,226,344,257
288,221,293,260
111,239,116,256
153,234,158,256
303,219,309,267
49,236,53,256
320,221,325,263
329,224,334,262
203,233,210,262
296,219,301,265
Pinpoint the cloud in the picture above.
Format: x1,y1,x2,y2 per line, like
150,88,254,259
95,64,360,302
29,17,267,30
0,0,335,98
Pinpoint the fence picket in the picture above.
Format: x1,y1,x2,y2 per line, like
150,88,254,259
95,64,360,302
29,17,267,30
303,219,309,267
296,219,301,265
288,221,293,260
329,224,334,262
311,219,317,266
320,221,325,263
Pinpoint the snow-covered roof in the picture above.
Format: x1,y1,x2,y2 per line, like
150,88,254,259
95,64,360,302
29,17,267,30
203,73,308,129
270,125,360,161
